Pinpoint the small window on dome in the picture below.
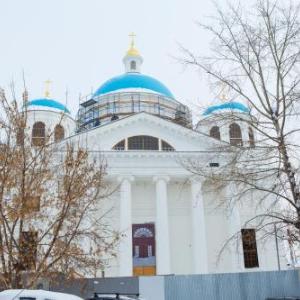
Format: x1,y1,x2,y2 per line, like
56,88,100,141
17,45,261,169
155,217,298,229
130,60,136,70
210,126,221,140
32,122,45,146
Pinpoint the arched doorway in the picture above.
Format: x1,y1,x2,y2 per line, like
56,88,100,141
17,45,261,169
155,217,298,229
132,223,156,276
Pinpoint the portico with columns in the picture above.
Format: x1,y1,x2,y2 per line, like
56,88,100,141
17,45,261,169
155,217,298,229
117,173,210,277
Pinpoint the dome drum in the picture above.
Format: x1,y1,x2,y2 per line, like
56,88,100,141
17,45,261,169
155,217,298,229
77,91,192,131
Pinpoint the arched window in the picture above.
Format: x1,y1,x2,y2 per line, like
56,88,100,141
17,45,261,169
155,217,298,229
32,122,45,146
112,136,175,151
248,127,255,148
161,140,175,151
113,140,125,151
210,126,221,140
128,136,159,150
229,123,243,146
130,60,136,70
54,125,64,142
133,227,154,238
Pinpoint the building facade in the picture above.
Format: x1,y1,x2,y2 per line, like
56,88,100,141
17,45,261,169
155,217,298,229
25,40,287,277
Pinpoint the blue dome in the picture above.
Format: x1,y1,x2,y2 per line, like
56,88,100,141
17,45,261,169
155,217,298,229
203,102,249,115
93,73,174,99
27,98,70,114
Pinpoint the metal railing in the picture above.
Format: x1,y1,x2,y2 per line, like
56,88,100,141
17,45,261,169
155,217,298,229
77,92,192,132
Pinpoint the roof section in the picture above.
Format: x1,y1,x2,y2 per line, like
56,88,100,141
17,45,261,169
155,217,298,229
27,98,70,114
203,102,249,115
93,73,174,99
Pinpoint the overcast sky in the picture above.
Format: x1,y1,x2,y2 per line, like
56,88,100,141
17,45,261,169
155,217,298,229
0,0,252,116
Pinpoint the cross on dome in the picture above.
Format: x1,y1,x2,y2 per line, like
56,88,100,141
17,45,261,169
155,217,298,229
129,32,136,48
44,79,52,98
218,82,229,102
127,32,140,56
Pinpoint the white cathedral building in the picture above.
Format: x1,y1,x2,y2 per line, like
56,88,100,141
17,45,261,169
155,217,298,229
24,40,286,277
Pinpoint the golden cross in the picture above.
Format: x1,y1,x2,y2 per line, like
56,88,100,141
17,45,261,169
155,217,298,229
129,32,136,48
44,79,52,98
219,82,228,102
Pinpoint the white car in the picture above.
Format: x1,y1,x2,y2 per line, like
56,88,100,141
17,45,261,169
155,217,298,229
0,289,84,300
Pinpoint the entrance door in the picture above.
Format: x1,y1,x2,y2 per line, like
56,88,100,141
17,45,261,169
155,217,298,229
132,223,156,276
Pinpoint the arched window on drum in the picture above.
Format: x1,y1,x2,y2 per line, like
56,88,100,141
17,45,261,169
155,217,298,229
248,127,255,148
209,126,221,140
54,124,64,142
229,123,243,146
32,122,45,146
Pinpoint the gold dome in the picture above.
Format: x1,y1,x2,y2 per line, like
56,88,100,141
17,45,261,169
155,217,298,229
126,32,140,56
127,46,140,56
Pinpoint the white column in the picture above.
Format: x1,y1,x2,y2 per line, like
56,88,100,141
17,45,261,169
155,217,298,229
118,176,134,276
153,176,171,275
191,179,208,274
226,183,243,271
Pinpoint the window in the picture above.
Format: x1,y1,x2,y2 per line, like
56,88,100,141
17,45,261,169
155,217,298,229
130,60,136,70
248,127,255,148
128,136,159,150
148,245,153,257
113,137,175,151
16,128,25,146
241,229,259,268
32,122,45,146
134,227,154,238
54,124,64,142
210,126,221,140
19,231,38,270
134,245,140,258
113,140,125,151
161,140,175,151
229,123,243,146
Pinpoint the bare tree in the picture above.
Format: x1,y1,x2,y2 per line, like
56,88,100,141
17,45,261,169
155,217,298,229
0,87,118,289
181,0,300,258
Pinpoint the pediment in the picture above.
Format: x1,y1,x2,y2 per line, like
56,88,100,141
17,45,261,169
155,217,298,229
74,112,224,151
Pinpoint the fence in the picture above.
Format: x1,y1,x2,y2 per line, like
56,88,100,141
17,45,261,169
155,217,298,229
50,270,300,300
146,270,300,300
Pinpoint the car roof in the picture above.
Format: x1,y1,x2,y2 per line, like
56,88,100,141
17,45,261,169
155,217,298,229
0,289,83,300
